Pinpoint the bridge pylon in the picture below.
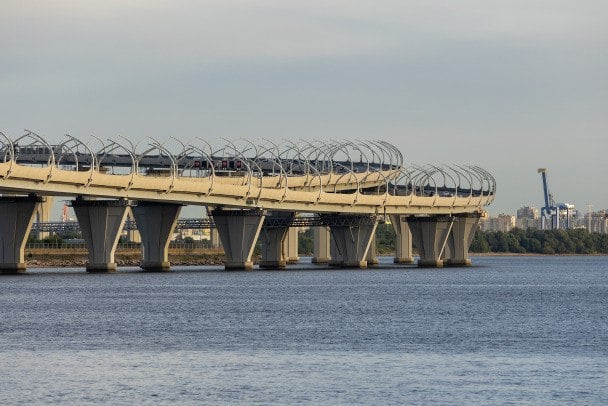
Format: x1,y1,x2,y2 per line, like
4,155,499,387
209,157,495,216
211,208,265,270
444,214,481,267
131,201,182,272
312,226,331,264
72,198,129,273
258,212,294,269
0,195,42,273
408,216,454,268
284,227,300,264
390,214,414,264
324,214,378,269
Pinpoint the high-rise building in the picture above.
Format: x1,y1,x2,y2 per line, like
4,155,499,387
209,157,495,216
517,206,539,220
481,214,516,232
516,206,541,229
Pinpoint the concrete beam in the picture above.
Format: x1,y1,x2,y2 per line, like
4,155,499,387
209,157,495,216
408,216,454,268
390,214,414,264
445,214,481,267
72,198,129,273
131,201,182,272
212,208,265,270
0,195,42,273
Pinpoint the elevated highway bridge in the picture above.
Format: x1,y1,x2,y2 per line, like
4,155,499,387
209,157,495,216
0,130,495,273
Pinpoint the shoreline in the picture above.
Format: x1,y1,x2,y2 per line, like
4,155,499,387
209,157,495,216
22,249,608,268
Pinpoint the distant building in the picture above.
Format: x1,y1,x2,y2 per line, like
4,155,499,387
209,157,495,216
516,206,540,229
517,206,539,220
586,210,608,234
481,214,516,232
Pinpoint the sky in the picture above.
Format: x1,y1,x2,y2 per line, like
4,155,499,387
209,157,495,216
1,0,607,217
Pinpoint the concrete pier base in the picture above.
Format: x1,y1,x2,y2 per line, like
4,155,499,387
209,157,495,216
312,226,331,264
408,216,454,268
390,214,415,265
86,262,118,273
0,195,43,274
72,198,129,273
131,201,182,272
212,208,265,270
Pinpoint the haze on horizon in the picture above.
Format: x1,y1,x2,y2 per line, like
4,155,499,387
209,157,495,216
1,0,606,216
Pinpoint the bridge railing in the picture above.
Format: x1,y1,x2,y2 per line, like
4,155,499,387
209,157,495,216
1,131,496,212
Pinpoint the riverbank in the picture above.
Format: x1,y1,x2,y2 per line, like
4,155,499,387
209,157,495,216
23,249,608,268
24,248,229,268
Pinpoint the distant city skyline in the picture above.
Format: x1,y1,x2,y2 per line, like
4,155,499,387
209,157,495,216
1,1,606,216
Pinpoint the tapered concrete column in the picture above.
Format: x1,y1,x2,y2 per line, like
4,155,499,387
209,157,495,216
259,227,289,269
258,211,293,269
72,199,129,273
284,227,300,264
366,234,379,266
33,196,53,240
125,213,141,243
209,228,221,249
408,216,454,268
312,226,331,264
0,195,41,273
390,214,414,264
327,215,378,268
131,202,182,272
212,208,265,270
445,214,481,267
329,235,343,267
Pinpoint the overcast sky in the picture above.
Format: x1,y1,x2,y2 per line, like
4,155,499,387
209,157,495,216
1,0,606,216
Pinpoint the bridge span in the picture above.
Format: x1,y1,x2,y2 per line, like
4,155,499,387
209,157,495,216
0,131,495,273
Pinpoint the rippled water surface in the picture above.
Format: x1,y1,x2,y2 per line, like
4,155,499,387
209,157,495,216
1,256,607,404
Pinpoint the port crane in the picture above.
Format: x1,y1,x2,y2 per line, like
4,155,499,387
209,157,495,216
538,168,573,230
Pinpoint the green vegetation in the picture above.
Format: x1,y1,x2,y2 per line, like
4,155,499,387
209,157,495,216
470,228,608,254
301,225,608,256
298,228,314,254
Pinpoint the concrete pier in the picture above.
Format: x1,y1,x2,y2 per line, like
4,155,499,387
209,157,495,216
284,227,300,264
408,216,454,268
259,212,293,269
0,195,42,273
390,214,414,264
327,215,378,268
131,202,182,272
212,208,265,270
259,227,289,269
209,228,221,249
72,198,129,273
445,214,481,267
312,226,331,264
33,196,53,240
366,234,379,266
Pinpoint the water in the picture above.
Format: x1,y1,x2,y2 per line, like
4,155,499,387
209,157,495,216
1,256,607,405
